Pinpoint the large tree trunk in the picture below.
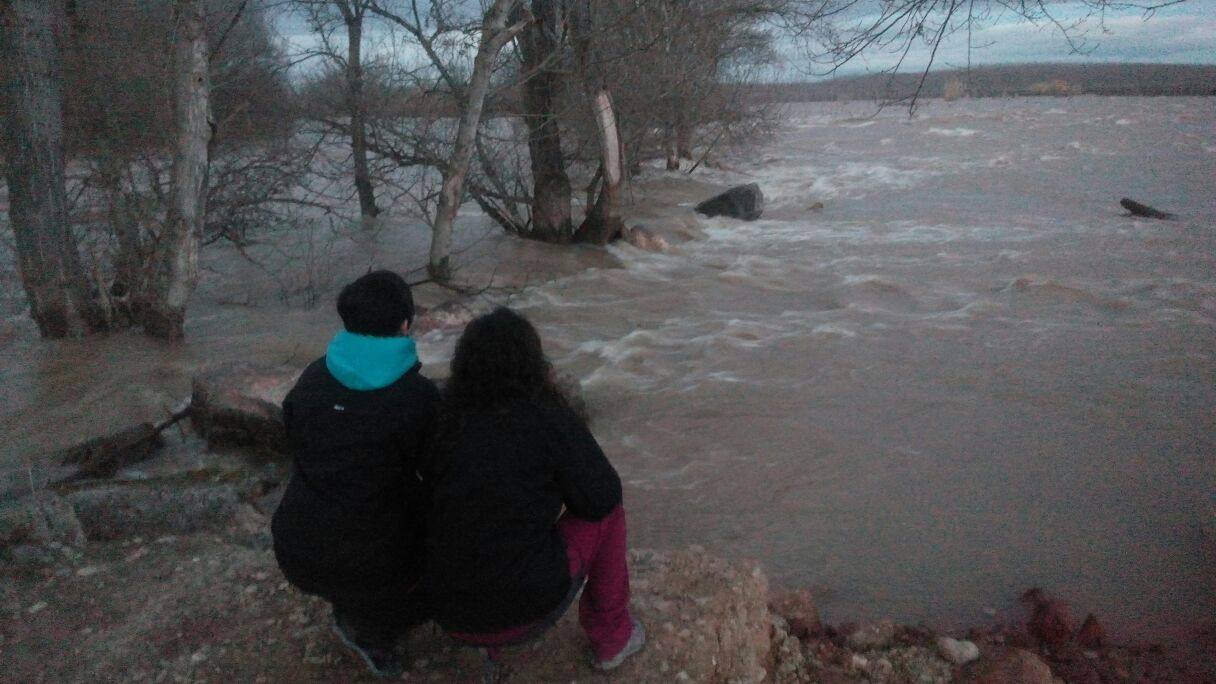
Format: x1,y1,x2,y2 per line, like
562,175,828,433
428,0,530,281
140,0,211,339
0,0,105,338
517,0,572,243
570,0,624,245
343,9,378,221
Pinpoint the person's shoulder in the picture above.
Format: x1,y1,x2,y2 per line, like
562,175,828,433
286,357,333,398
399,364,440,396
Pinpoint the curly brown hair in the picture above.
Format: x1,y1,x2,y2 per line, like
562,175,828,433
436,308,572,435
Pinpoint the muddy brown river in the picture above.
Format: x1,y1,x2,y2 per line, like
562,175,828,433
2,97,1213,642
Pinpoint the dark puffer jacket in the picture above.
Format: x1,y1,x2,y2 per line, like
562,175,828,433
271,358,439,598
423,399,622,633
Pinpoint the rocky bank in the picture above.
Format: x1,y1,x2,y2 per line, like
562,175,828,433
2,363,1213,682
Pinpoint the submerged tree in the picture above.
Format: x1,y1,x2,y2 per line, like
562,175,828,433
138,0,213,339
0,0,107,338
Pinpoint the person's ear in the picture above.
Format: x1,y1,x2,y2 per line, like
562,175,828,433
400,319,411,335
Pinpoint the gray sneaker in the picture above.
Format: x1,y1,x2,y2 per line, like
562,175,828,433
594,618,646,671
331,616,405,679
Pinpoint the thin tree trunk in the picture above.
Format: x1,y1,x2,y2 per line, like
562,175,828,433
573,87,624,244
517,0,572,243
676,110,693,160
664,126,680,171
0,0,105,338
141,0,211,339
343,9,378,221
570,0,624,245
428,0,530,281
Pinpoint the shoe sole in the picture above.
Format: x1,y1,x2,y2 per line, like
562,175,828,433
331,621,402,679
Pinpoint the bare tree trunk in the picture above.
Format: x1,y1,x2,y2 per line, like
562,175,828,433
342,5,378,221
0,0,106,338
675,109,693,160
428,0,530,281
517,0,572,243
570,0,624,245
140,0,212,339
664,126,680,171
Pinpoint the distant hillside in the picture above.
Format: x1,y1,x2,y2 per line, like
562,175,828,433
757,63,1216,101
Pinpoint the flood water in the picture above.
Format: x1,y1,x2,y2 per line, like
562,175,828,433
2,97,1214,641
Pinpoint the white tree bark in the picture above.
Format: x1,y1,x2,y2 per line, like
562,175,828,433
143,0,212,339
427,0,530,281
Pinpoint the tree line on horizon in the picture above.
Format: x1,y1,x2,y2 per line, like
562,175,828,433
0,0,1186,341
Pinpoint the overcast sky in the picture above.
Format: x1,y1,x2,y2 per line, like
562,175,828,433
804,0,1216,78
274,0,1216,81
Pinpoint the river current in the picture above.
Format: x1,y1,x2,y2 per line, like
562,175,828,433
2,97,1213,641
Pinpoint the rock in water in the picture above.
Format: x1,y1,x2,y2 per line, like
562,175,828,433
1120,197,1176,220
695,183,764,221
937,636,981,665
191,363,300,454
960,647,1054,684
620,224,672,252
1022,588,1075,649
846,620,896,651
1075,614,1105,648
768,588,822,640
412,299,480,336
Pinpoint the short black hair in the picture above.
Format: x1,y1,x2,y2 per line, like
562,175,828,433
337,270,415,336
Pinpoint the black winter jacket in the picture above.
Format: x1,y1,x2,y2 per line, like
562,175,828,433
423,399,622,633
271,358,439,598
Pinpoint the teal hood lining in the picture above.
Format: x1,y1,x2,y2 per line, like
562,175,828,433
325,330,419,391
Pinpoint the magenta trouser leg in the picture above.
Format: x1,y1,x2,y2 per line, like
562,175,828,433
559,504,634,661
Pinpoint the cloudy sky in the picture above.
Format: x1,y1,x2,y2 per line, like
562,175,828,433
275,0,1216,80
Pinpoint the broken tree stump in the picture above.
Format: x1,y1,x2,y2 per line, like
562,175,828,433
1120,198,1176,220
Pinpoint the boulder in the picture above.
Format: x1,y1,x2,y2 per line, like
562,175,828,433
937,636,981,665
768,588,822,640
845,619,896,651
191,363,300,454
66,483,252,541
1022,588,1075,649
0,493,85,550
695,183,764,221
621,224,673,253
411,298,482,336
1075,614,1105,649
960,647,1055,684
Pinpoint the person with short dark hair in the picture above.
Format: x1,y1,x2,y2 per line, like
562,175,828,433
423,308,646,671
271,270,438,678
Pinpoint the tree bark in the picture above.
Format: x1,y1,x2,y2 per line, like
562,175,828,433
569,0,624,245
342,5,378,221
428,0,530,281
676,113,694,160
140,0,212,339
517,0,572,243
0,0,106,338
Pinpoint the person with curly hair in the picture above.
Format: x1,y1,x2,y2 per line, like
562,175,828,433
423,307,646,671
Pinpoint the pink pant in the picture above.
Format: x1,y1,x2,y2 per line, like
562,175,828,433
449,505,634,662
559,505,634,661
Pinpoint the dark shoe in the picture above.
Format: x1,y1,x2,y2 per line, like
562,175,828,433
593,617,646,671
331,616,405,679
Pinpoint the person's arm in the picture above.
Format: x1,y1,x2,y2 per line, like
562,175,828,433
549,404,622,520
